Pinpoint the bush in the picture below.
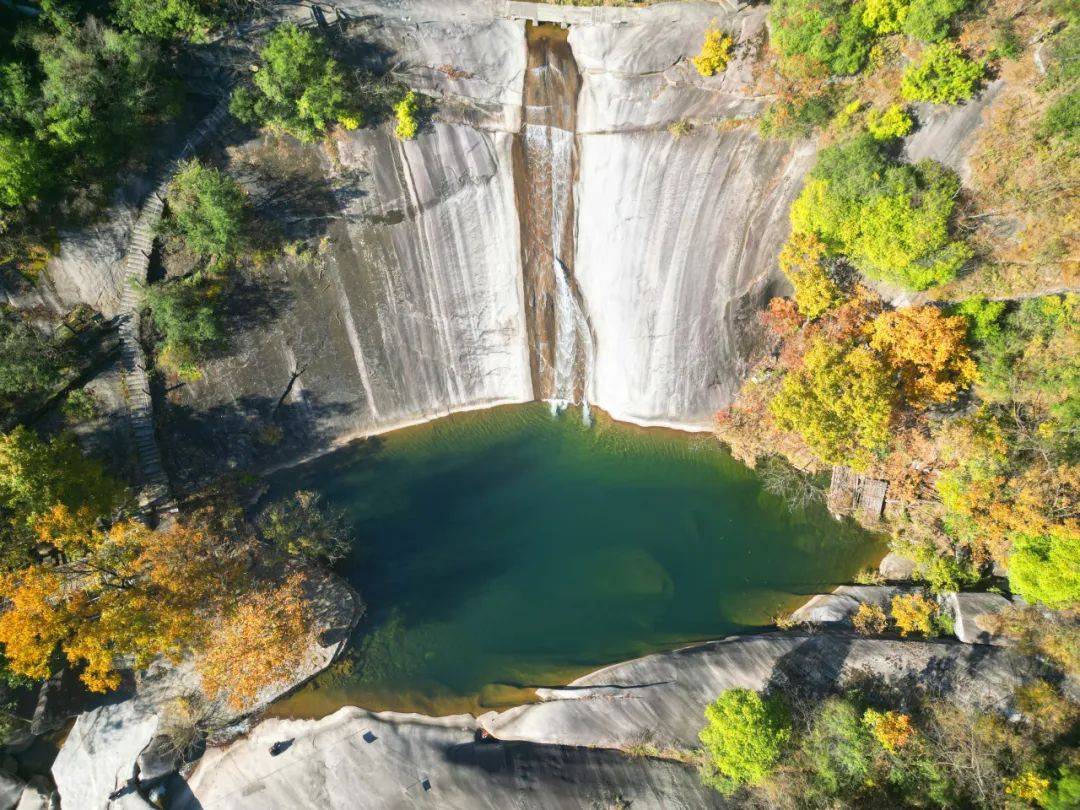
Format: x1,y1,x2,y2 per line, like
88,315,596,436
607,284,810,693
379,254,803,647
901,42,984,104
954,297,1005,344
759,93,838,140
692,28,733,77
890,592,939,636
0,311,67,405
770,338,895,469
0,133,47,209
862,0,910,34
862,708,914,752
902,0,967,43
1007,527,1080,609
1044,766,1080,810
865,104,913,140
852,602,888,634
789,135,970,289
165,160,247,260
230,25,358,142
778,232,844,319
141,278,223,378
258,490,353,563
394,90,420,140
768,0,873,77
1042,89,1079,142
800,698,874,798
699,689,791,793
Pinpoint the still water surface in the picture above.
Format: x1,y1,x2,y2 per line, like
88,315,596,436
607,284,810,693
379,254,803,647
268,404,882,717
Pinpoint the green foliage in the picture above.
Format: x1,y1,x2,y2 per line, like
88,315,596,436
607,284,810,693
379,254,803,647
1044,766,1080,810
699,689,791,793
902,0,967,42
901,42,984,104
165,160,247,260
113,0,224,41
61,388,98,423
862,0,909,35
1007,527,1080,609
0,311,67,405
0,133,47,209
141,278,224,379
768,0,873,78
789,135,970,289
1042,89,1079,142
954,297,1005,345
799,697,874,799
865,104,913,140
394,91,420,140
231,25,357,142
770,338,895,469
778,232,845,319
759,93,838,140
258,490,353,563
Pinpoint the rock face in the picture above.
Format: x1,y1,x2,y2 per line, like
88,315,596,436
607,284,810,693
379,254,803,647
479,633,1037,750
943,592,1015,645
789,585,907,623
175,709,725,810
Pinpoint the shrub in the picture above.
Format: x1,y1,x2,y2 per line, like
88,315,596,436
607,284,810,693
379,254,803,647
0,133,47,209
768,0,873,77
789,136,970,289
1004,772,1050,804
759,93,838,140
142,278,223,378
114,0,224,42
862,0,910,34
890,592,939,636
1044,767,1080,810
852,602,888,634
692,28,733,77
770,338,895,469
165,160,247,260
258,490,353,563
954,297,1005,344
1007,527,1080,609
862,708,914,752
230,25,358,142
394,90,420,140
902,0,967,43
778,232,845,319
668,119,692,139
800,698,874,798
865,104,913,139
699,689,791,793
1042,89,1079,142
0,311,67,405
901,42,984,104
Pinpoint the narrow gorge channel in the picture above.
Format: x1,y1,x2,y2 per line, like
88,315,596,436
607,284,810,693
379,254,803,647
518,24,595,418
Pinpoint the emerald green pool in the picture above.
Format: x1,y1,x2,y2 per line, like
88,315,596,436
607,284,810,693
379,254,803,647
269,404,882,717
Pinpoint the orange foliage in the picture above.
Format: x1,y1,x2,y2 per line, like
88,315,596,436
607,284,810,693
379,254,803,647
863,708,915,753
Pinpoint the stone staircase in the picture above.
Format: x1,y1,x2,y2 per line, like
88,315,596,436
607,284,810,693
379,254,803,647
117,98,231,519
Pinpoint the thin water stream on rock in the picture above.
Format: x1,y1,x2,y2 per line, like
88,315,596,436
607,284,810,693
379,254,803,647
267,404,884,718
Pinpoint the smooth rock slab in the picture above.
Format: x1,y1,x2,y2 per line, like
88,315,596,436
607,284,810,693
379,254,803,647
176,709,725,810
943,592,1014,646
481,633,1037,750
789,585,908,624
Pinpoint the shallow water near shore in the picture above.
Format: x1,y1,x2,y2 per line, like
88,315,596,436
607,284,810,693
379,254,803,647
267,403,883,717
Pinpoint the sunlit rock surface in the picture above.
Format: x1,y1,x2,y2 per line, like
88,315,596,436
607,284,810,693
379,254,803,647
480,633,1038,750
176,709,725,810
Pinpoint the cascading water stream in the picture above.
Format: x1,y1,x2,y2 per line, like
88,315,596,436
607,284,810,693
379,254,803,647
518,24,595,425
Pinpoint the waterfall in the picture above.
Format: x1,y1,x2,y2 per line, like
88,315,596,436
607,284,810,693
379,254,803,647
553,258,595,424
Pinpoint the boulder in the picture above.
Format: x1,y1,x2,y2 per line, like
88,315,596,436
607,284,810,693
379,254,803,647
789,585,908,624
943,592,1014,645
879,552,918,581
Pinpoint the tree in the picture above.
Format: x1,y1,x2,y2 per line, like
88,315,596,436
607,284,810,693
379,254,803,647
141,277,224,380
770,338,895,469
862,708,914,752
394,90,420,140
1007,527,1080,609
768,0,873,78
902,0,967,42
699,689,791,793
853,602,887,634
165,159,247,260
0,311,68,406
901,42,984,105
230,24,357,142
196,571,315,709
778,232,845,320
789,136,970,289
692,28,733,77
113,0,224,42
862,0,909,34
258,490,353,563
0,133,47,209
870,306,977,407
799,698,874,799
890,592,938,636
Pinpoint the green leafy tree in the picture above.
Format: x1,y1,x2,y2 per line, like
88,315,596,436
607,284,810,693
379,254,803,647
230,24,358,142
1044,767,1080,810
862,0,910,34
789,135,970,289
0,311,68,406
901,42,984,104
799,697,874,799
0,133,47,209
113,0,224,42
165,160,247,260
902,0,967,42
770,338,895,469
768,0,873,78
778,232,845,319
700,689,791,793
1008,528,1080,609
865,104,914,140
142,278,224,380
258,490,353,563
